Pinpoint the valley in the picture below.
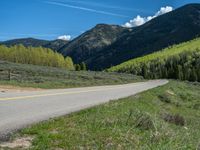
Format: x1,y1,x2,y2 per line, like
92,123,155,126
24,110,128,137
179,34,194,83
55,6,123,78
0,2,200,150
1,4,200,70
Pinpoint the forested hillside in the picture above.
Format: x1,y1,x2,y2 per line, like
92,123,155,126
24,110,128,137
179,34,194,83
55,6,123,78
0,44,74,70
109,38,200,82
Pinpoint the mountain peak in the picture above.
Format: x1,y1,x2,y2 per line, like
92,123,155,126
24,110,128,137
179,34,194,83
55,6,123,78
59,23,126,64
95,24,123,28
95,23,109,27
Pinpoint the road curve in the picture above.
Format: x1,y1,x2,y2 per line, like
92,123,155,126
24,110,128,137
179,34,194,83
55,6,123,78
0,80,168,140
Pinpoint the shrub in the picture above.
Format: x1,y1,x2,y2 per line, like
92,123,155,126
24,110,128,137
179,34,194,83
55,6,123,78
135,112,155,130
158,93,171,103
162,113,185,126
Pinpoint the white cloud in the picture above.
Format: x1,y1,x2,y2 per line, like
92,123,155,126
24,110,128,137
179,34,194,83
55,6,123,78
57,35,71,41
123,6,173,28
156,6,173,16
124,15,145,28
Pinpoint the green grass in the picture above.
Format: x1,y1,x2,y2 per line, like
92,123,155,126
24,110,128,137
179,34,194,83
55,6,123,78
8,81,200,149
0,61,142,89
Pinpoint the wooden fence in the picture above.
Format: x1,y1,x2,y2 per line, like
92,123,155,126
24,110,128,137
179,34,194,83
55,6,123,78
0,70,20,81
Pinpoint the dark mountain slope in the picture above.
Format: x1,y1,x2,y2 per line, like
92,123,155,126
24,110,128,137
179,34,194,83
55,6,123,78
44,39,69,51
61,4,200,70
59,24,127,63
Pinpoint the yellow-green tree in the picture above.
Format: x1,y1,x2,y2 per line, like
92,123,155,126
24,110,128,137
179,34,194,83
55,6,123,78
0,45,74,70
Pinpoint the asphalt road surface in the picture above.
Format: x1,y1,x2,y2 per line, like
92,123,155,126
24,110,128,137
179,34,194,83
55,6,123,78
0,80,168,140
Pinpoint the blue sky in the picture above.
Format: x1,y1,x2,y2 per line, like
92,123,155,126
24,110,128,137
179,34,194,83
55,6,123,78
0,0,199,41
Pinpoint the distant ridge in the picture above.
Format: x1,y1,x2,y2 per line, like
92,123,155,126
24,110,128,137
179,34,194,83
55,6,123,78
1,38,69,51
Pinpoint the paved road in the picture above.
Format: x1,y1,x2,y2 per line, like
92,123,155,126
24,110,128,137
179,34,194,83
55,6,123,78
0,80,168,140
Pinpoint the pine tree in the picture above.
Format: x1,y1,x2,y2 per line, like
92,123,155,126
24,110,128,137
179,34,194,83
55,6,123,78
177,65,184,80
80,62,87,71
75,64,81,71
142,64,148,79
189,68,198,81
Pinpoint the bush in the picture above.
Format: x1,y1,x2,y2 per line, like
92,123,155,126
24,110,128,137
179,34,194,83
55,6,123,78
162,113,185,126
158,93,171,103
135,112,155,130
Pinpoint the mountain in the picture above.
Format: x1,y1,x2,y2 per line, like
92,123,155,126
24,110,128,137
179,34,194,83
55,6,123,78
1,38,69,51
59,24,127,63
59,3,200,70
108,38,200,82
1,4,200,70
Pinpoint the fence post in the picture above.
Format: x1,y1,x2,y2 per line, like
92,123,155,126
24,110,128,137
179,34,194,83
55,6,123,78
8,69,11,81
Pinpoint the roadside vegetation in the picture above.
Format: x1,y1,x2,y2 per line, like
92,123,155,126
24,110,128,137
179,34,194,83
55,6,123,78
74,62,87,71
0,61,142,89
109,38,200,82
0,44,74,70
3,81,200,149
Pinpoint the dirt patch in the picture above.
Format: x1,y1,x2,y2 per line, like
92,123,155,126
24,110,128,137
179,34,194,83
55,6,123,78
0,136,33,149
0,85,44,92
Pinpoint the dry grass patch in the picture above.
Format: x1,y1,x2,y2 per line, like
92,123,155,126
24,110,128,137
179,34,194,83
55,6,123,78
0,136,33,149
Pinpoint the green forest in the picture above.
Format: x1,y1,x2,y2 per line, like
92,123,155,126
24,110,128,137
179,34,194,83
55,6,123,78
109,38,200,82
0,44,74,70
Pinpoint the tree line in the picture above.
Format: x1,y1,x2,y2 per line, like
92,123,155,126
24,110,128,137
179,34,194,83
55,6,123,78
0,44,75,70
74,62,87,71
109,38,200,82
111,49,200,82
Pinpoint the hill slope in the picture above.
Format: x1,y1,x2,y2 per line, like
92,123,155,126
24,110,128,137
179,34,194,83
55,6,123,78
0,61,142,89
109,38,200,82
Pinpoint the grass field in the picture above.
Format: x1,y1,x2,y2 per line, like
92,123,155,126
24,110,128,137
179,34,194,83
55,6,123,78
0,61,142,89
3,80,200,149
